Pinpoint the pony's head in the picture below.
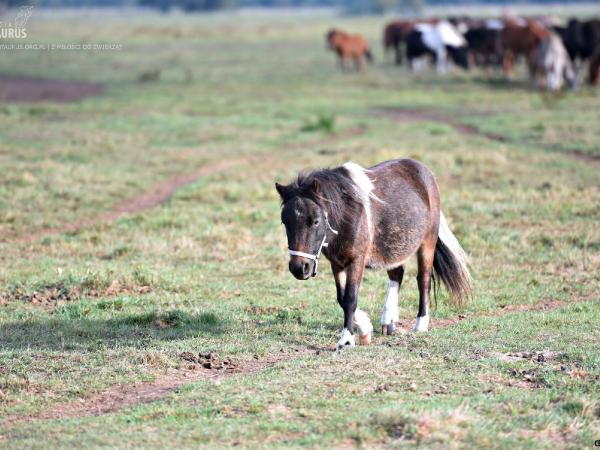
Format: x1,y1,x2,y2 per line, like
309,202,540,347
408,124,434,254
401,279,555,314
275,178,333,280
326,29,342,50
276,169,352,280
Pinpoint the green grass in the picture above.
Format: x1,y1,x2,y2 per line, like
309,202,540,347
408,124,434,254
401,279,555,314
0,11,599,449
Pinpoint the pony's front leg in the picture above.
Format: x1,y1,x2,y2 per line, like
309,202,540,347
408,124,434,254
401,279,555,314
337,54,346,71
335,262,370,350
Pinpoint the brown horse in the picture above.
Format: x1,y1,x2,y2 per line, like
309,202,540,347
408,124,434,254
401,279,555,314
276,160,472,350
501,19,550,79
383,20,415,64
326,29,373,71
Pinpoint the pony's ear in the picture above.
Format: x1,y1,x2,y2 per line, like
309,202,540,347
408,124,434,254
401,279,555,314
275,182,290,200
312,179,321,195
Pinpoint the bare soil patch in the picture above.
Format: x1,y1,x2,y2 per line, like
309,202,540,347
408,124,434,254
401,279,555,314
565,150,600,168
0,76,103,103
179,351,239,371
0,279,150,308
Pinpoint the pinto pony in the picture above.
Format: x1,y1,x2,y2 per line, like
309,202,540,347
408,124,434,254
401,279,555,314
326,29,373,71
406,21,470,73
276,160,472,350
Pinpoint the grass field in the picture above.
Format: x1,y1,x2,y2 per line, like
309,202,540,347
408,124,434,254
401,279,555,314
1,10,599,449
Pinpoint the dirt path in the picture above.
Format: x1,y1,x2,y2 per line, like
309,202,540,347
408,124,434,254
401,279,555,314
373,107,600,169
8,126,366,245
0,351,310,428
1,295,592,429
12,158,240,244
0,76,104,103
372,108,507,143
0,352,300,426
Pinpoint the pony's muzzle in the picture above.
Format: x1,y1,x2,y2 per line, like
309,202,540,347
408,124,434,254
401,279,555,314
288,258,314,280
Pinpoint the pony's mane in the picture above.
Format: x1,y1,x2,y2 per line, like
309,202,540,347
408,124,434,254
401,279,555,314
283,166,361,229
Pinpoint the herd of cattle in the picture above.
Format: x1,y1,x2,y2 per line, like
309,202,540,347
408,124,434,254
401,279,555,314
326,15,600,91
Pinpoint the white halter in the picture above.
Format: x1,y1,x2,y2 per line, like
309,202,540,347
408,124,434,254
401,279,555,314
288,212,338,277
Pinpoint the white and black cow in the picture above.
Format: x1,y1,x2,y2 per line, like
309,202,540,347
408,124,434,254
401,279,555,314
406,21,470,73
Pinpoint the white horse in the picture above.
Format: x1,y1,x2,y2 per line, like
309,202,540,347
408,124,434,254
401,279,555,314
535,32,576,91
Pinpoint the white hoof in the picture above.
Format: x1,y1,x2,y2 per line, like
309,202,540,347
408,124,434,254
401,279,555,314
354,309,373,345
380,307,399,326
354,309,373,336
358,333,372,345
413,315,430,332
336,328,355,350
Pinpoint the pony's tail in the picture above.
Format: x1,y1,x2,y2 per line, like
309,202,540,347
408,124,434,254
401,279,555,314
365,49,374,64
433,212,472,306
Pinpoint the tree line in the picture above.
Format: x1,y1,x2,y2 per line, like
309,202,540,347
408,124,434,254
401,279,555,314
0,0,590,15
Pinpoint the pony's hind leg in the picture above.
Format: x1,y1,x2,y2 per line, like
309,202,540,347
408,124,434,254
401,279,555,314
380,266,404,335
414,239,435,332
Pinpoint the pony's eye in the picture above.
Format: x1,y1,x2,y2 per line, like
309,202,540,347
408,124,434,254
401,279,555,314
313,219,320,226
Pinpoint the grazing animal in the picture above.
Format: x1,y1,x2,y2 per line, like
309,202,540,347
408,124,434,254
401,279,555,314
326,29,373,72
406,21,470,72
533,32,576,91
465,26,502,67
275,159,472,350
554,18,600,63
554,19,600,83
383,20,416,65
501,19,550,80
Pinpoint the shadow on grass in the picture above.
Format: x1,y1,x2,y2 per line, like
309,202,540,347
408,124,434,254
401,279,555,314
0,310,225,351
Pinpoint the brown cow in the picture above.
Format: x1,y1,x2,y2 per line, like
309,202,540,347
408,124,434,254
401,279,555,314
326,29,373,72
501,19,550,79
